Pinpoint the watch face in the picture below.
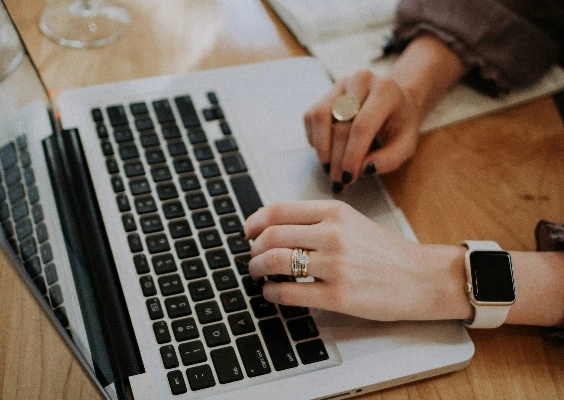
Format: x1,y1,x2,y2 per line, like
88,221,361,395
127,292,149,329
470,251,515,302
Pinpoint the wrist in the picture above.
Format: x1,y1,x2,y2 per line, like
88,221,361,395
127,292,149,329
419,244,474,321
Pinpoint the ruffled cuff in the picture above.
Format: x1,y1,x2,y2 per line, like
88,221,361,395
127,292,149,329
393,0,562,96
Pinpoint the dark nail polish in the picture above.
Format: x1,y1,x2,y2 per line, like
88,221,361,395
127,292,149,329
364,162,377,175
322,163,331,173
341,170,353,184
239,227,246,239
332,181,343,193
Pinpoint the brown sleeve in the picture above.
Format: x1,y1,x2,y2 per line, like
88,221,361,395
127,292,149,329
393,0,563,96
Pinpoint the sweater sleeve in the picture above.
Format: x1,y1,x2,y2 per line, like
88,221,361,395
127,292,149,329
393,0,563,96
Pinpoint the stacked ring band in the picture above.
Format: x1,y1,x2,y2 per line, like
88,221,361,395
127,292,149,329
291,249,310,278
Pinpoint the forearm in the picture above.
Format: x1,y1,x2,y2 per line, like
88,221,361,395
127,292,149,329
388,33,467,123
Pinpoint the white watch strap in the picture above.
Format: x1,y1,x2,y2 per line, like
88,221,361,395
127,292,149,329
462,240,511,329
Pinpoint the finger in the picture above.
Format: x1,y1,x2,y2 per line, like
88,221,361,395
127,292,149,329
262,281,332,310
340,78,399,182
248,248,324,279
305,81,346,166
250,224,320,256
244,200,332,239
328,121,350,189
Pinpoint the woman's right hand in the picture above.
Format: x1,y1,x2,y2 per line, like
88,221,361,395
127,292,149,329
303,70,421,192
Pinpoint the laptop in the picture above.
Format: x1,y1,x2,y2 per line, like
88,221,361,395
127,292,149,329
0,3,473,399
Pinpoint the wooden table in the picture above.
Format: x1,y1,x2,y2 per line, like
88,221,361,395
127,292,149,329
2,1,563,399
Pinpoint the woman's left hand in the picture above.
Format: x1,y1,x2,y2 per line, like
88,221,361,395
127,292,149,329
244,200,469,321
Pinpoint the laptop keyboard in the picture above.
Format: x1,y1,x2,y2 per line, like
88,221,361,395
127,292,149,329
92,92,333,396
0,135,70,332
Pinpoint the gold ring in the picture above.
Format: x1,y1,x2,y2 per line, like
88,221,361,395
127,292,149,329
297,249,310,278
291,249,301,278
332,94,360,122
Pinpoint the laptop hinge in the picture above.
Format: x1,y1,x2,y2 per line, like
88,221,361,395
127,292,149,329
43,128,144,391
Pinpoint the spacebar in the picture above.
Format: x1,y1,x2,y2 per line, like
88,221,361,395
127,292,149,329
230,174,263,219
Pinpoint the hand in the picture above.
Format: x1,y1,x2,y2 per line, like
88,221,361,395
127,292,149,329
244,200,470,321
303,70,420,192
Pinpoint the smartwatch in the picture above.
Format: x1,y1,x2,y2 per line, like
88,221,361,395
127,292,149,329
462,240,516,328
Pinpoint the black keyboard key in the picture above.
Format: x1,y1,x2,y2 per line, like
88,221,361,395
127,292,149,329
188,279,214,302
187,129,207,145
206,179,228,196
146,297,164,320
250,296,277,319
236,334,272,377
279,305,309,319
167,141,187,156
158,274,184,296
210,346,243,384
162,201,185,219
205,248,230,270
296,339,329,365
151,165,172,182
110,176,125,193
163,126,181,140
222,154,247,174
44,263,58,285
119,144,139,160
179,340,207,366
49,284,64,308
153,99,176,124
230,175,263,219
146,149,166,164
130,102,148,115
134,117,154,132
133,254,150,274
8,183,25,205
200,162,220,179
106,105,128,127
174,96,201,128
215,137,238,153
186,364,215,391
91,108,104,122
152,253,176,274
12,200,28,222
259,317,299,371
124,161,145,177
220,215,241,234
106,158,119,174
53,307,69,327
101,140,114,156
173,157,194,173
175,238,199,259
227,236,250,254
127,234,143,253
153,321,171,344
129,178,151,195
140,131,160,148
213,197,235,215
198,229,222,249
160,344,179,369
140,275,157,297
157,183,179,200
207,92,218,104
140,214,163,234
114,128,134,143
20,236,37,260
135,196,157,214
171,317,199,342
192,210,215,229
185,192,207,210
165,295,191,318
24,256,41,277
34,275,47,295
194,145,214,161
116,194,131,212
220,121,232,136
203,323,230,347
15,218,33,241
96,124,108,138
228,311,255,336
213,269,238,291
179,174,200,192
287,316,319,341
195,300,222,324
167,370,187,395
146,233,170,254
169,219,192,239
220,289,246,313
242,275,263,296
181,258,206,280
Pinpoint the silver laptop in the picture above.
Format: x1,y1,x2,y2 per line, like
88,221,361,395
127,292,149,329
0,4,473,399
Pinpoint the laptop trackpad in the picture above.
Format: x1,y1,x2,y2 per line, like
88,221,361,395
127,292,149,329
258,147,404,233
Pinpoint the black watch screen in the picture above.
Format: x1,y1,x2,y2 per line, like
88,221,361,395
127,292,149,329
470,251,515,302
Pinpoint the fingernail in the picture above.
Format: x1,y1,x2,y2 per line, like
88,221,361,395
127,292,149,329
322,163,331,174
364,162,377,175
332,181,343,193
239,227,246,239
341,170,353,184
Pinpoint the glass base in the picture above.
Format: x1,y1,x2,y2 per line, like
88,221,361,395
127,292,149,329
0,23,24,81
39,1,130,49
